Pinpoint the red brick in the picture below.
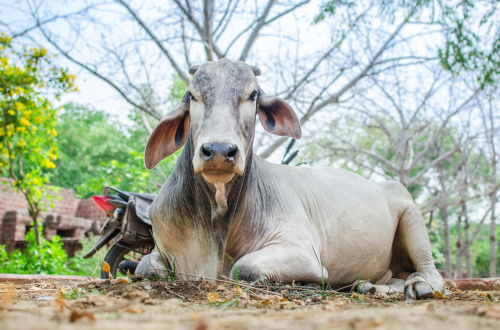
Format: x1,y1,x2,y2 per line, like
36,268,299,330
0,178,112,257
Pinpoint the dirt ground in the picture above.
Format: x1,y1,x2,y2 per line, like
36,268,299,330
1,277,500,330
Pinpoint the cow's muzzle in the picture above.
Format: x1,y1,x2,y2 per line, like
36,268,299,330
194,142,243,184
201,142,238,162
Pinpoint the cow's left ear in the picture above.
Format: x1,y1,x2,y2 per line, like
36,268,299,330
257,95,302,139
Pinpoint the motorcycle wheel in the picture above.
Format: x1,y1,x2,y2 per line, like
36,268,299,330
101,244,131,279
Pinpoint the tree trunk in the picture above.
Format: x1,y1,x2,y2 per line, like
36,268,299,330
464,215,472,278
490,193,497,277
456,210,463,279
441,207,452,278
29,207,42,247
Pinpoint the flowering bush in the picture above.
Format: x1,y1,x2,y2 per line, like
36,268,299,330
0,33,76,245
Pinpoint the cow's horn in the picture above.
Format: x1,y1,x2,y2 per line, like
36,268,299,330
189,65,200,75
250,66,261,77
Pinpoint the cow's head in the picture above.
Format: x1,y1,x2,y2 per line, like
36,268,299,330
144,59,301,184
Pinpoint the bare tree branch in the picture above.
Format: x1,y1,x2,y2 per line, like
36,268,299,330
116,0,190,84
239,0,276,61
37,23,162,120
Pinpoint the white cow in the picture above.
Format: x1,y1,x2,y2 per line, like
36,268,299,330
137,59,444,299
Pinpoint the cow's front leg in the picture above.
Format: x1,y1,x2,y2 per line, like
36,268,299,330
135,250,170,277
229,245,328,284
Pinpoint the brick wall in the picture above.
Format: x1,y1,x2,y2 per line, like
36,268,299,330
0,178,109,256
0,178,80,227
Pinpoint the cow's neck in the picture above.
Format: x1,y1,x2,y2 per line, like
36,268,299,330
166,134,254,278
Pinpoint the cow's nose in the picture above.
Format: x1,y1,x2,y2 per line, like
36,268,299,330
201,143,238,162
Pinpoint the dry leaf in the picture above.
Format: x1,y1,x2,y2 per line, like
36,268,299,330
484,307,500,320
234,285,243,295
70,309,95,323
58,287,68,297
206,292,220,302
194,319,208,330
117,278,129,284
260,300,273,306
434,291,449,299
122,307,145,314
479,292,488,297
280,298,288,302
453,289,463,293
101,261,113,279
54,298,67,312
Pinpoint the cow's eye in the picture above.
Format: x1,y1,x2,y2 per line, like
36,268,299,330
249,90,258,102
188,92,197,102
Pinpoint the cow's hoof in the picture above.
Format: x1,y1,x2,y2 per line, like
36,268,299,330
234,265,267,283
135,252,170,278
353,280,376,294
404,272,434,300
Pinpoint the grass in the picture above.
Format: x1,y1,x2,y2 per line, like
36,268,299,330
150,230,176,282
312,246,334,300
61,286,87,300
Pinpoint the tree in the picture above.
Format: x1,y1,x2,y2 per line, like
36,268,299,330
478,92,499,277
0,0,461,157
52,103,178,198
0,33,75,245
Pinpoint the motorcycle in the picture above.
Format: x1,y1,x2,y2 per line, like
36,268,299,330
84,139,300,279
83,187,156,279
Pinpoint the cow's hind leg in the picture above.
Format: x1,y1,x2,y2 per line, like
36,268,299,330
393,203,444,299
355,201,444,299
355,278,405,295
230,245,327,284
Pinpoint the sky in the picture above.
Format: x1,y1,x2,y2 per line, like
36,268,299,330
0,0,329,125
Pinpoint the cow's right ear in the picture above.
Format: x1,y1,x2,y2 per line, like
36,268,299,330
144,95,190,170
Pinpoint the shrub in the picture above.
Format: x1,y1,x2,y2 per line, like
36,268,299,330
0,225,68,274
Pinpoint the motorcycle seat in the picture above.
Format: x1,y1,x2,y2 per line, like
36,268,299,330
131,192,157,202
130,194,154,225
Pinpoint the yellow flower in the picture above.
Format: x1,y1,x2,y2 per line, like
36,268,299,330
32,177,39,185
51,128,57,136
19,117,30,126
8,110,15,115
17,139,26,148
41,158,56,169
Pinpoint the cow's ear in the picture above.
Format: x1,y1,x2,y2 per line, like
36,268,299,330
257,95,301,139
144,95,190,170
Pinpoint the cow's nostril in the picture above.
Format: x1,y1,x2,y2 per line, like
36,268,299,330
201,142,238,162
227,145,238,158
201,144,212,158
